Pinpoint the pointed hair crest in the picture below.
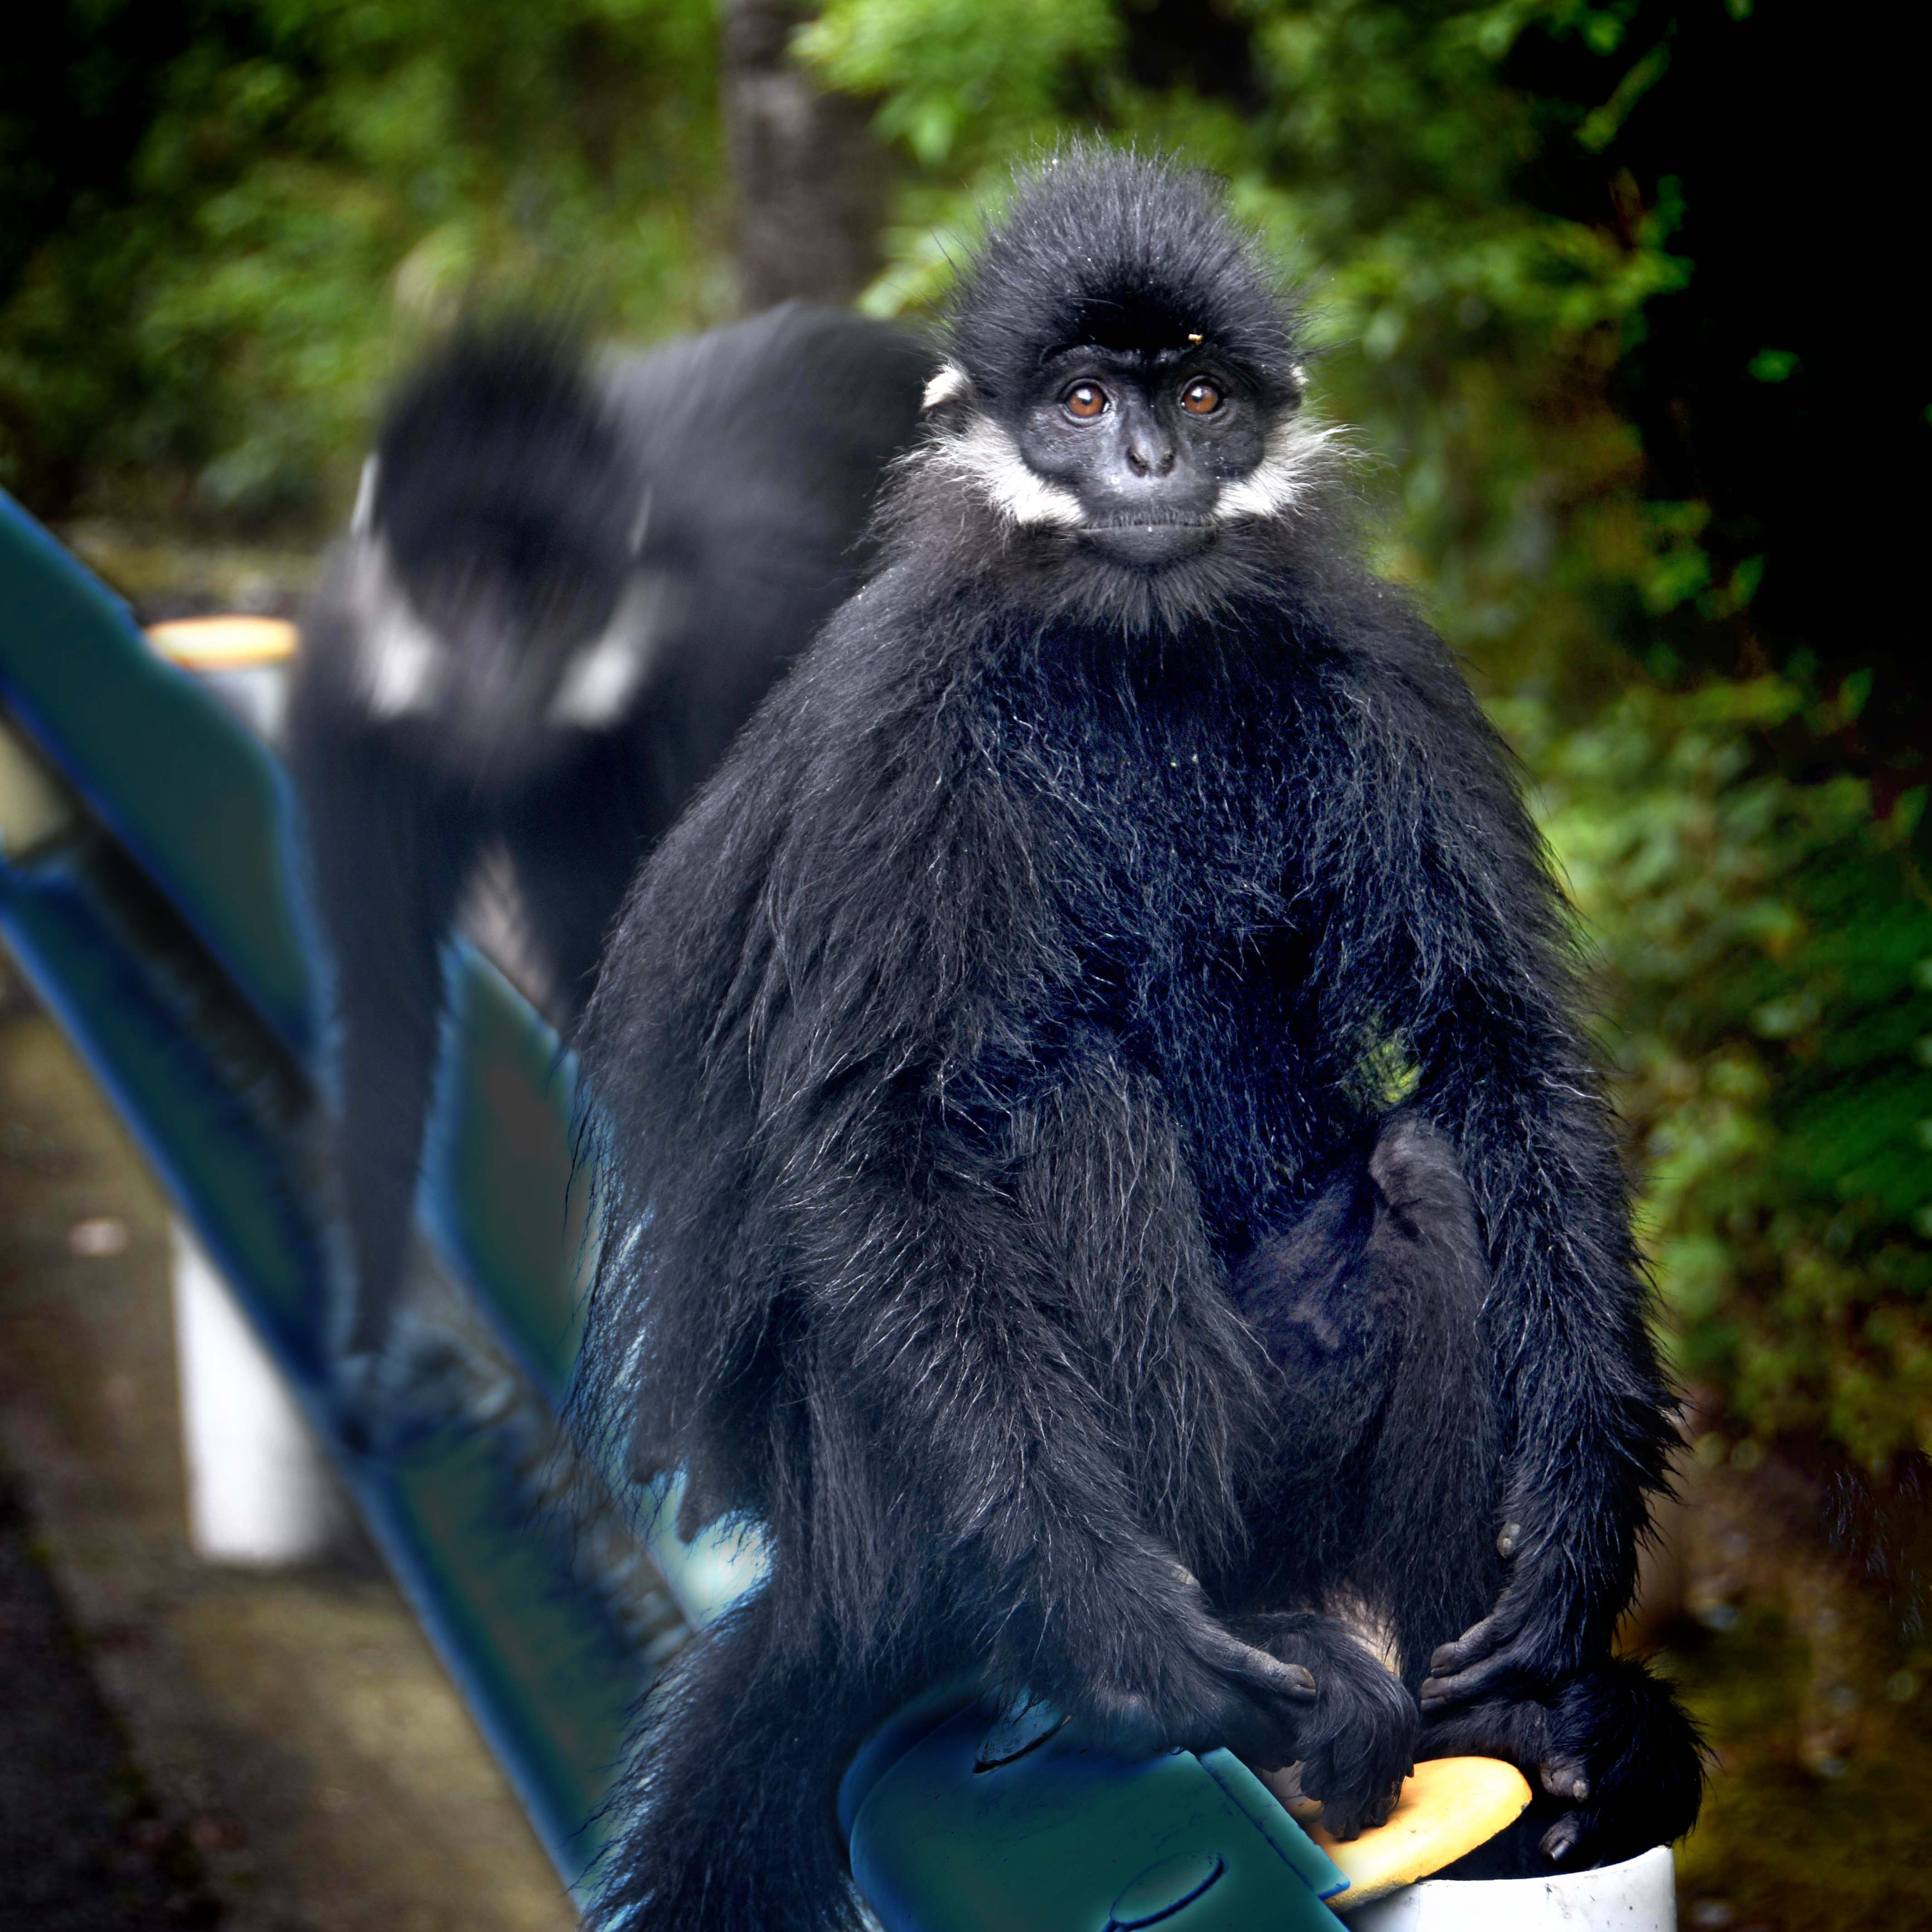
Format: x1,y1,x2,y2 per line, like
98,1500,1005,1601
945,146,1304,412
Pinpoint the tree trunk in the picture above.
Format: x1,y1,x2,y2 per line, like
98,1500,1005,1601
720,0,887,313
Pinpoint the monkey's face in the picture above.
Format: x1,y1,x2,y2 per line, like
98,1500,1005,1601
919,340,1325,590
1015,349,1265,566
339,526,663,785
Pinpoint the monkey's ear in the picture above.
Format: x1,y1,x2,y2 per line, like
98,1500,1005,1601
921,362,973,412
351,455,380,539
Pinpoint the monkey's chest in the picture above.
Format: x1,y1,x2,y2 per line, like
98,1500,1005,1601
1020,750,1329,1244
1018,710,1296,930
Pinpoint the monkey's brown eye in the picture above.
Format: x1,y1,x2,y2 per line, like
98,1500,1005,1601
1062,382,1108,420
1181,379,1222,415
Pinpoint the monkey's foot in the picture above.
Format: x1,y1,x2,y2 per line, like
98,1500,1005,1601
1417,1656,1704,1870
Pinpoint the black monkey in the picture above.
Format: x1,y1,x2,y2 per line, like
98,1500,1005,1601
572,150,1702,1932
290,304,928,1363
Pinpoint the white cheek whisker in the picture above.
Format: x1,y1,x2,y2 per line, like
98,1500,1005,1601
348,537,445,719
1214,415,1346,523
927,415,1086,531
548,571,686,729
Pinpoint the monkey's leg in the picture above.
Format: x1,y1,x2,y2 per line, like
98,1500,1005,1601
1339,1129,1704,1870
300,743,473,1362
1236,1112,1504,1670
1232,1112,1499,1836
1238,1116,1703,1867
500,755,654,1029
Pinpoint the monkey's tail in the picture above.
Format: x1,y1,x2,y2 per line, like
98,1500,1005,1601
586,1584,930,1932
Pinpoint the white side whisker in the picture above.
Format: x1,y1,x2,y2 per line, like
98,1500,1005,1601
921,362,973,411
929,415,1085,531
347,537,445,719
1214,416,1344,523
549,571,686,728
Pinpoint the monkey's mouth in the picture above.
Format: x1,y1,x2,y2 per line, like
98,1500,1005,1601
1080,519,1216,566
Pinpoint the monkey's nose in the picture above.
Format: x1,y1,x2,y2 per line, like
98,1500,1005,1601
1125,436,1176,478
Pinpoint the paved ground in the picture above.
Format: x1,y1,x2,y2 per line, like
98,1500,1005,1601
0,1465,220,1928
0,989,578,1932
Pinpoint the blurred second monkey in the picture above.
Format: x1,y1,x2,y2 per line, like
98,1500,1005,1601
290,304,928,1372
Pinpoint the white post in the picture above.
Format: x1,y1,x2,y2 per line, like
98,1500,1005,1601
170,1220,347,1565
1344,1844,1676,1932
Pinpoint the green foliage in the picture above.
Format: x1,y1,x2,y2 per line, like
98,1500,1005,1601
796,0,1120,168
0,0,729,522
1512,683,1932,1465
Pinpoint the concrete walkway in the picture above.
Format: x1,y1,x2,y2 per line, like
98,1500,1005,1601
0,989,578,1932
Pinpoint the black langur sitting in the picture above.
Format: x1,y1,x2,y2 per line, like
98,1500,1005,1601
289,305,928,1366
571,149,1703,1932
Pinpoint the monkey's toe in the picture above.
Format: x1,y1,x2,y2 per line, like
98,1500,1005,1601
1539,1814,1584,1864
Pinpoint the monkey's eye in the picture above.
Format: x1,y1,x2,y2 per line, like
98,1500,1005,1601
1180,379,1223,416
1062,381,1109,421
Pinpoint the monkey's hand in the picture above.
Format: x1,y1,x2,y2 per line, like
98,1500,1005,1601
1418,1657,1704,1869
1230,1613,1418,1839
1037,1557,1319,1773
1417,1525,1587,1712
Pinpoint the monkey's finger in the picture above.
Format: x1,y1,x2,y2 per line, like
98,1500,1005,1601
1282,1663,1318,1698
1319,1783,1402,1842
1195,1621,1321,1701
1417,1648,1524,1711
1229,1641,1322,1704
1538,1754,1590,1803
1426,1602,1519,1678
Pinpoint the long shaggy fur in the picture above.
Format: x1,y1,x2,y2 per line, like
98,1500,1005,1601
573,149,1700,1930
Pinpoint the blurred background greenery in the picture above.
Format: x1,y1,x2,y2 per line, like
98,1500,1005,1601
3,3,1927,1922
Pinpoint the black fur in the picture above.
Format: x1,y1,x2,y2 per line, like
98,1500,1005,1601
573,149,1701,1930
289,304,927,1361
947,152,1302,413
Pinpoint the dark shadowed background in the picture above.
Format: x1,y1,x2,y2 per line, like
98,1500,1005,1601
2,4,1927,1927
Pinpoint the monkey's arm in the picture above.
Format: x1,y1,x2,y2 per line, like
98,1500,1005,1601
292,720,473,1359
1314,641,1672,1701
1406,987,1665,1699
798,1036,1338,1750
